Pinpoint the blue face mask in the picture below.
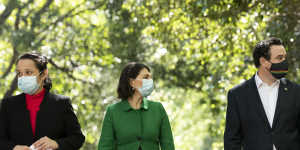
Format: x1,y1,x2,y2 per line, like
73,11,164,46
138,79,154,97
18,76,40,95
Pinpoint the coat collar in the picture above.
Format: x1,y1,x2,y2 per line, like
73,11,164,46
272,78,289,129
248,75,272,130
121,97,149,111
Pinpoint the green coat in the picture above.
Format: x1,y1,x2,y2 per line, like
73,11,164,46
98,98,175,150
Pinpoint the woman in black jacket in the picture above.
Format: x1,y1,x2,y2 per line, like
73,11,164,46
0,52,85,150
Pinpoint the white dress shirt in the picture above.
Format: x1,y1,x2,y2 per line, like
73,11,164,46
255,73,280,150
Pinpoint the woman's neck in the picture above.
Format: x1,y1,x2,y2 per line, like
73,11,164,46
128,92,143,110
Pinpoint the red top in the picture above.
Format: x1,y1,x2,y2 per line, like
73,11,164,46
25,88,45,136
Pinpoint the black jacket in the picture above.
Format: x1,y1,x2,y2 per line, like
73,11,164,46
224,76,300,150
0,91,85,150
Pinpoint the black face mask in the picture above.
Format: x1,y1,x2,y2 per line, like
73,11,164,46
269,59,289,79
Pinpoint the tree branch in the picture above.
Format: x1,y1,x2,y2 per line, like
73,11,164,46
3,75,18,99
20,0,34,9
14,7,22,30
31,0,54,30
1,48,19,79
1,6,21,79
48,58,70,72
17,0,34,27
38,1,106,35
48,58,101,89
0,0,18,26
35,5,79,36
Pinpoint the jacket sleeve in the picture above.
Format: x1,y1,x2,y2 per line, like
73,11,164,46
224,89,242,150
0,98,17,149
295,84,300,137
159,103,175,150
98,105,115,150
55,98,85,150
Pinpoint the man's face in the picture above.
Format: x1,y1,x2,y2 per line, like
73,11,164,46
259,44,288,80
269,45,287,64
260,45,287,70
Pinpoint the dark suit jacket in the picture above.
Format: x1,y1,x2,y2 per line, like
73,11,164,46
0,91,85,150
224,75,300,150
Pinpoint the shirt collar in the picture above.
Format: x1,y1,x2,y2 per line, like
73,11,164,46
122,97,149,111
255,72,280,88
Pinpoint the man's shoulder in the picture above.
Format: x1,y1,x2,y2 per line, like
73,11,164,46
284,78,300,88
230,77,254,93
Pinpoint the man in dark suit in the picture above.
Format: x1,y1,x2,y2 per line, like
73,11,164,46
224,37,300,150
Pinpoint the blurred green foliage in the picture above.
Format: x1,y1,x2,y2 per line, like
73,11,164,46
0,0,300,149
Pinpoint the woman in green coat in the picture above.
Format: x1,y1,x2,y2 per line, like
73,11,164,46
98,62,175,150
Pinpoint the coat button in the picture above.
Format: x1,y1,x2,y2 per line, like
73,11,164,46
137,136,142,141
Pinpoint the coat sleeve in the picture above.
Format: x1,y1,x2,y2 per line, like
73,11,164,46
98,105,115,150
55,98,85,150
224,89,242,150
295,84,300,138
0,98,17,149
158,103,175,150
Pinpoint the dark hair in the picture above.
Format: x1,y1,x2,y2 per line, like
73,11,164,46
117,62,150,100
16,52,52,91
253,37,284,68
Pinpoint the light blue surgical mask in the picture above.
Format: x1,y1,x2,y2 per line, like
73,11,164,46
18,76,40,95
138,79,154,97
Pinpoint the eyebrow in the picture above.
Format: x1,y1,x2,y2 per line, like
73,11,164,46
143,74,151,77
16,68,35,72
275,54,286,57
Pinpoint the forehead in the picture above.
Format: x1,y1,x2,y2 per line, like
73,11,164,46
16,59,38,71
138,68,150,76
270,45,286,57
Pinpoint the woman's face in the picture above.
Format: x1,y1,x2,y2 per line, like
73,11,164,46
130,68,152,89
16,59,47,86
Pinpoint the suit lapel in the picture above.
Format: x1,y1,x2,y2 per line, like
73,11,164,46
35,91,50,138
18,94,34,141
248,76,272,130
272,78,288,129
